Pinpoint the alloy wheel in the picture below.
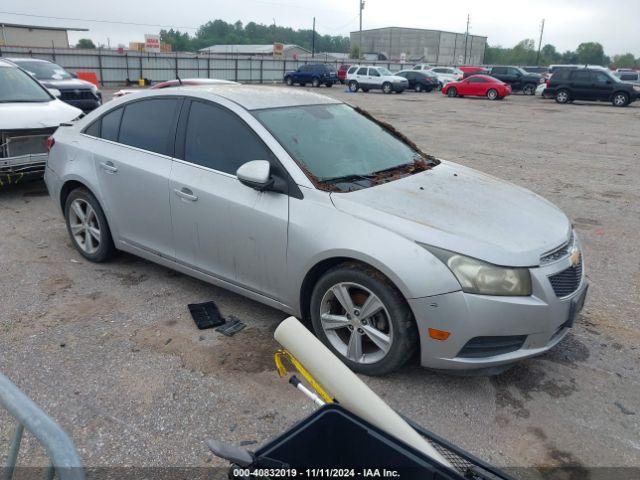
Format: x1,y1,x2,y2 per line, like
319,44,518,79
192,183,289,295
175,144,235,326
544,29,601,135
556,91,569,103
613,93,627,106
68,198,101,254
319,282,393,364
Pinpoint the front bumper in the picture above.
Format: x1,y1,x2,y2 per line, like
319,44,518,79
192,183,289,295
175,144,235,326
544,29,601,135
409,247,588,370
0,153,48,184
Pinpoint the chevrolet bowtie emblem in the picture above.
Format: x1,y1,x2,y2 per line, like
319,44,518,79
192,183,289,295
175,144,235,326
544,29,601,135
569,247,581,267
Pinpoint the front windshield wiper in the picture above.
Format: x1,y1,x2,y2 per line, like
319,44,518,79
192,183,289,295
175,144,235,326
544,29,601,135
319,173,376,183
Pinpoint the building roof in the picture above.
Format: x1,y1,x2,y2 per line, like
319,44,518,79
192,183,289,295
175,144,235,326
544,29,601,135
350,26,487,39
199,44,310,54
0,22,88,32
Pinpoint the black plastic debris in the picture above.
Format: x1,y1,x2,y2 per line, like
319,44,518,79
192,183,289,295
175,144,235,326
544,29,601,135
215,315,246,337
188,301,226,330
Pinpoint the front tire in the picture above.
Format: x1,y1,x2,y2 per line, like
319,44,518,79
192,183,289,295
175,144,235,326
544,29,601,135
348,80,359,92
312,77,321,88
310,263,418,375
447,87,458,97
382,82,393,94
285,77,293,86
64,188,115,263
612,92,629,107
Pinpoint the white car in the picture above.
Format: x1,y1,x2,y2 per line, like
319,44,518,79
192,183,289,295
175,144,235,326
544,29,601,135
347,66,409,94
0,59,82,183
112,78,239,98
423,67,464,86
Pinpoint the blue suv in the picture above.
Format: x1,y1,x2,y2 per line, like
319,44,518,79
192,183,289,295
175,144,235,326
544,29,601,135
284,64,337,87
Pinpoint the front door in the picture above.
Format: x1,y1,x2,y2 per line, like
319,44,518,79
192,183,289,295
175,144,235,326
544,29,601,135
170,99,289,301
92,98,181,257
570,70,596,100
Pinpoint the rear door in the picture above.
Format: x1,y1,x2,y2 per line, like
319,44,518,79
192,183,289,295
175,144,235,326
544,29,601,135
355,67,369,87
91,97,181,257
569,70,595,100
169,99,289,300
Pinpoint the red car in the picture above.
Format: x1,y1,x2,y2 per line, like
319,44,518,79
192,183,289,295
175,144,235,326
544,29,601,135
337,64,351,84
459,65,490,78
442,75,512,100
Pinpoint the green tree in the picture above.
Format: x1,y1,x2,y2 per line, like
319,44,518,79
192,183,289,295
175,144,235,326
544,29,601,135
540,44,561,64
576,42,606,65
612,53,637,68
76,38,96,49
350,44,361,59
159,29,193,51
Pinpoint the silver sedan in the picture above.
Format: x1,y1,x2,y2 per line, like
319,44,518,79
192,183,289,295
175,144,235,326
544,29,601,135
44,85,587,375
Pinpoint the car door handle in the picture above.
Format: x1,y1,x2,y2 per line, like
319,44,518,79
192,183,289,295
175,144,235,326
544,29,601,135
174,187,198,202
99,161,118,174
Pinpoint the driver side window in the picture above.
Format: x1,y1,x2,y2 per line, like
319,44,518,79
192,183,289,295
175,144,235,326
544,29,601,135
369,68,380,77
182,101,275,175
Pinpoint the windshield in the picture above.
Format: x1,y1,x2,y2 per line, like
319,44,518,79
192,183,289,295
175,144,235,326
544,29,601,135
14,61,73,80
254,104,436,188
0,66,53,103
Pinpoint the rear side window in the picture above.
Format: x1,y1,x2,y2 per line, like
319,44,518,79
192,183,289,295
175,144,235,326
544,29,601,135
492,67,507,74
357,67,367,75
348,66,358,74
183,101,274,175
101,107,123,141
84,119,101,137
118,98,180,155
571,71,592,82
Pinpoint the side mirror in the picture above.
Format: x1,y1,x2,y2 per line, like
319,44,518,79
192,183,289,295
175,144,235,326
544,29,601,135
237,160,274,191
48,88,62,98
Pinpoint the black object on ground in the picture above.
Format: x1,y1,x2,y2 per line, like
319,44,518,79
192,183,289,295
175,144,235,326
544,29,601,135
215,315,246,337
188,301,226,330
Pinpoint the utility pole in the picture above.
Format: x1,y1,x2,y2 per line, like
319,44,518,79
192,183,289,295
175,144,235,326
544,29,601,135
463,14,470,65
358,0,365,55
536,19,545,66
312,17,316,58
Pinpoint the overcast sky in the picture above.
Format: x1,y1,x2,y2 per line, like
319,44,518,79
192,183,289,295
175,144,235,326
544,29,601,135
1,0,638,56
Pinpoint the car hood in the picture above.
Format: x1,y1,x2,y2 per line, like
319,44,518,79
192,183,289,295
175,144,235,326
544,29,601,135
0,100,82,130
40,78,96,90
330,161,571,267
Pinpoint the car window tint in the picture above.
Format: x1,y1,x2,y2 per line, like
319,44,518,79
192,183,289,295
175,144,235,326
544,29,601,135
469,77,486,83
369,68,380,77
492,67,506,74
413,66,421,70
571,71,592,82
594,72,611,84
119,98,180,155
101,107,123,142
357,67,368,75
620,73,637,81
348,66,358,74
84,119,101,137
184,101,274,175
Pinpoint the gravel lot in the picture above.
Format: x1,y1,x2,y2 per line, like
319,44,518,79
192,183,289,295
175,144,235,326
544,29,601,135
1,86,639,478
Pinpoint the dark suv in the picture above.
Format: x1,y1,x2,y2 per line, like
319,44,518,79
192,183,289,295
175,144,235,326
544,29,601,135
488,66,542,95
8,58,102,112
545,68,639,107
284,64,337,87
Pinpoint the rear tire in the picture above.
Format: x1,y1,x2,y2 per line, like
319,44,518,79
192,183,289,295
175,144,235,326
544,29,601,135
487,88,499,100
555,89,571,104
348,80,359,92
310,262,418,376
64,188,115,263
522,83,536,95
415,83,423,92
612,92,629,107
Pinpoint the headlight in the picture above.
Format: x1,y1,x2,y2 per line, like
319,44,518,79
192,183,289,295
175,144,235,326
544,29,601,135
633,85,640,92
423,245,532,296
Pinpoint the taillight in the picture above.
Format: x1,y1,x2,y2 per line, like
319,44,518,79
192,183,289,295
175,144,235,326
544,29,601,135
546,80,550,87
46,136,55,152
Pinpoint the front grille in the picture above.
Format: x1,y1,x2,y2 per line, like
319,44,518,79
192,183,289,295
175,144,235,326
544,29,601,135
60,90,96,100
458,335,527,358
548,261,582,298
1,128,56,159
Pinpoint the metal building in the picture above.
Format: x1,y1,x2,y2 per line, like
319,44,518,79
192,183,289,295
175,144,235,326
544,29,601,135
350,27,487,65
199,44,311,60
0,23,88,48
